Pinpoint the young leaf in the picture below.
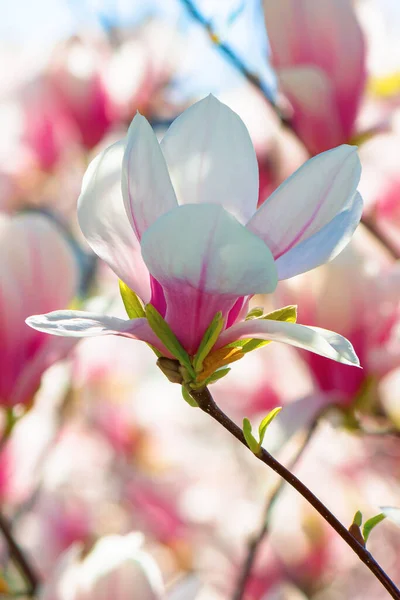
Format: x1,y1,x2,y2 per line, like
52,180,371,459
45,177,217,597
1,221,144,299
243,418,259,454
263,305,297,323
353,510,363,527
245,306,264,320
193,312,224,373
182,386,199,407
258,407,282,446
363,513,386,543
119,280,145,318
203,367,231,386
225,306,298,354
146,304,195,377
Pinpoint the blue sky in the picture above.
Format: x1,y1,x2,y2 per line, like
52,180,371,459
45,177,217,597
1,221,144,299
0,0,277,101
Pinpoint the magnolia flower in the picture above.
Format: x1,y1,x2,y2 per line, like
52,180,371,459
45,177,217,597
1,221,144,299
264,0,366,154
278,229,400,406
39,533,164,600
1,213,78,407
27,95,363,390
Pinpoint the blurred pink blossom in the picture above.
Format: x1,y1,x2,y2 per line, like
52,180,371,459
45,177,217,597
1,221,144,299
39,533,164,600
48,38,115,150
0,213,78,407
278,229,400,406
264,0,367,154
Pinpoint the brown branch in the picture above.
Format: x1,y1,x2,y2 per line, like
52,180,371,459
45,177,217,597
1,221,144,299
232,417,320,600
0,512,38,596
181,0,289,123
189,387,400,599
361,215,399,260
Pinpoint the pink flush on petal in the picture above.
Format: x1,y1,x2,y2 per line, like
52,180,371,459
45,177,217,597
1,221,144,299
264,0,367,153
0,214,78,407
26,96,363,373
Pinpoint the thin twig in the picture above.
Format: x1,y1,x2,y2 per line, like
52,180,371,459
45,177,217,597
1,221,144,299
361,215,399,260
181,0,285,118
189,387,400,599
0,512,38,596
232,418,320,600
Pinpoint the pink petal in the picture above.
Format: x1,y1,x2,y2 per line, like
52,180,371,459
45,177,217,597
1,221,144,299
216,319,359,366
160,95,259,224
278,67,344,154
26,312,169,356
264,0,366,140
78,141,151,303
141,203,277,354
247,145,361,259
0,213,78,405
122,113,177,240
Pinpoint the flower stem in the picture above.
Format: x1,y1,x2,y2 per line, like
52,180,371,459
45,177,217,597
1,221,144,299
232,417,320,600
189,387,400,599
0,512,38,596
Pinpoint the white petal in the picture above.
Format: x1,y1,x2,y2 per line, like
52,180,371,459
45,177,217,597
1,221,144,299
160,95,259,224
216,319,360,366
122,113,177,239
247,145,361,258
26,311,163,348
262,394,327,454
78,141,151,303
141,203,277,296
276,191,363,279
380,507,400,526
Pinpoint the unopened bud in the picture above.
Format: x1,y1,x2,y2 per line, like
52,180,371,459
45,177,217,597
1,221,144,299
157,358,183,384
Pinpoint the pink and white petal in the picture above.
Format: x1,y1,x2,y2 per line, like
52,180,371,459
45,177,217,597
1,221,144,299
26,311,167,353
0,213,78,403
160,95,259,224
122,113,177,240
141,203,277,296
215,319,360,366
141,203,277,354
10,335,78,407
275,191,363,279
247,144,361,258
78,141,151,303
278,66,345,154
264,0,366,137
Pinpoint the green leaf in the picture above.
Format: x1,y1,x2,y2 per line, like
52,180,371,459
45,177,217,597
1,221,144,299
263,305,297,323
193,312,224,373
119,280,145,318
258,407,282,446
380,506,400,526
243,418,259,454
203,367,231,386
225,306,298,354
182,386,199,407
145,304,195,377
353,510,363,527
363,513,386,543
245,307,264,320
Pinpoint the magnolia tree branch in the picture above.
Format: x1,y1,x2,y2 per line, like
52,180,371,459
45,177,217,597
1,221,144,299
361,215,399,260
189,387,400,600
232,417,320,600
0,512,38,596
181,0,285,117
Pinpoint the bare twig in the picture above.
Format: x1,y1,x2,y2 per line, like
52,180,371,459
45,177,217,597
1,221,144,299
0,512,38,596
189,387,400,599
233,418,320,600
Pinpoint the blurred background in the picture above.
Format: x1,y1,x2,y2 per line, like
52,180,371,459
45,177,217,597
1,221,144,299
1,0,400,598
